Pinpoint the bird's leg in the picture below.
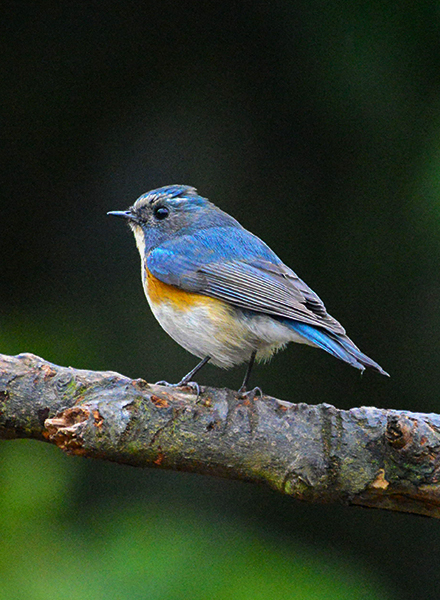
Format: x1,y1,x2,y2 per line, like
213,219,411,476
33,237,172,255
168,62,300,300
178,356,211,386
155,356,211,398
238,350,259,395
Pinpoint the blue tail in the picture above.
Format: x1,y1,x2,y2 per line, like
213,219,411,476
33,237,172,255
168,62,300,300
288,322,389,376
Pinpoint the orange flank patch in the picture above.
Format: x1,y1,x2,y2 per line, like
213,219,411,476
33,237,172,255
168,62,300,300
145,268,217,310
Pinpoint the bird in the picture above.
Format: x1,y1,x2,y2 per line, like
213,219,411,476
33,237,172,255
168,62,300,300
108,184,388,394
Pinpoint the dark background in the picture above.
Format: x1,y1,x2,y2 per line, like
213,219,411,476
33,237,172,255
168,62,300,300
2,3,440,599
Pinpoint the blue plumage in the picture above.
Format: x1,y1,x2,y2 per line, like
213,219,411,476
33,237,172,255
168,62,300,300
287,322,388,375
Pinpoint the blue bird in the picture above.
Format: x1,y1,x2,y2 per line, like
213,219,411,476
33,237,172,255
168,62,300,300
108,185,388,393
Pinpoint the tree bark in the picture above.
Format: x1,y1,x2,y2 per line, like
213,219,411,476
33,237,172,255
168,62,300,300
1,352,439,517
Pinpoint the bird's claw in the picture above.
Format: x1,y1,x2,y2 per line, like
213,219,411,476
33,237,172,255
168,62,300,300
179,380,202,399
237,386,263,399
154,379,202,399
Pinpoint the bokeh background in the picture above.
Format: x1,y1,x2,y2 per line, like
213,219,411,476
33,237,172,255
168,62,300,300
2,3,440,598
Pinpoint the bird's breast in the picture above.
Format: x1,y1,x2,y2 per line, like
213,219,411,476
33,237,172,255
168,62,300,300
142,267,238,366
145,268,204,310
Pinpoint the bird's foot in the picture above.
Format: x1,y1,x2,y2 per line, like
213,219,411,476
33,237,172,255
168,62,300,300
154,379,202,399
237,386,263,400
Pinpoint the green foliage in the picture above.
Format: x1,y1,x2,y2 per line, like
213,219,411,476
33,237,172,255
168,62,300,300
0,442,391,600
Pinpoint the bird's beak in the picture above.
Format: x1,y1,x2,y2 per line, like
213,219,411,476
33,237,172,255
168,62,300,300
107,210,134,220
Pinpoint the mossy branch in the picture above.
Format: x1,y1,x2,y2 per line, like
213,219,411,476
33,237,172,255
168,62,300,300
1,352,439,517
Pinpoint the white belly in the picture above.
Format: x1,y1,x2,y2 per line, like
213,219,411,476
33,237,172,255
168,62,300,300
147,293,312,369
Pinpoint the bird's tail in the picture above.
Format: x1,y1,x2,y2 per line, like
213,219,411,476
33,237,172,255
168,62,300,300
288,322,389,376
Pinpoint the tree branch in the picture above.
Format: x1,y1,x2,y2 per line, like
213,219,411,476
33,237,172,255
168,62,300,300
1,352,439,518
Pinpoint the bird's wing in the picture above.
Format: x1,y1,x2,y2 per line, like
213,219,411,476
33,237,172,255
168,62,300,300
147,228,346,335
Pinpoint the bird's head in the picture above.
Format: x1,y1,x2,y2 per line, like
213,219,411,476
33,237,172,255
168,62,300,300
108,184,239,252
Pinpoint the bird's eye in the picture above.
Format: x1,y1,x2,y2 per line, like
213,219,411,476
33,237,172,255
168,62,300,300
153,206,169,220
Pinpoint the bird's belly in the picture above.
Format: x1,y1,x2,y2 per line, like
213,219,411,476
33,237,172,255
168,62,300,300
143,269,301,368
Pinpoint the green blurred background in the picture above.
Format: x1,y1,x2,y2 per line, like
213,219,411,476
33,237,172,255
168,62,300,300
2,2,440,598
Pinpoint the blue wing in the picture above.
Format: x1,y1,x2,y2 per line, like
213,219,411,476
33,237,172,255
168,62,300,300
147,227,345,334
